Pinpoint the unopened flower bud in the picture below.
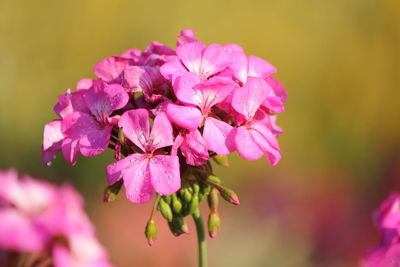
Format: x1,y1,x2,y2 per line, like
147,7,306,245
208,211,221,238
145,219,157,246
188,195,199,215
183,188,192,202
163,195,172,205
207,188,219,210
168,216,189,236
212,155,229,167
159,198,173,222
171,194,182,214
192,182,200,194
219,187,240,205
103,180,123,203
205,174,221,184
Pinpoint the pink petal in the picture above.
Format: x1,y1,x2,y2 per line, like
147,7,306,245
203,118,234,155
54,90,89,118
176,28,196,46
173,72,201,106
200,43,230,79
123,158,153,203
250,126,281,165
43,120,63,151
194,77,237,112
61,138,80,165
234,126,263,160
61,112,103,140
265,76,287,102
42,146,59,166
251,121,279,149
181,130,209,166
232,77,270,120
160,58,187,82
83,81,128,120
150,112,174,151
229,51,248,83
176,41,205,75
79,126,112,157
0,210,48,252
118,109,150,152
106,154,147,185
247,55,277,77
165,103,203,131
149,155,180,196
94,56,130,82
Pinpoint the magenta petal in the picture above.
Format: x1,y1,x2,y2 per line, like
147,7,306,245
203,118,234,155
149,155,180,196
173,72,201,105
150,112,174,150
118,109,150,151
194,77,237,111
160,58,187,82
79,126,112,157
232,77,270,120
265,76,287,102
62,112,103,139
106,154,147,185
200,43,230,78
165,103,202,131
247,55,277,77
181,130,209,166
94,56,130,82
176,41,205,75
123,159,153,203
43,120,63,151
229,51,248,83
234,126,263,160
0,210,48,252
61,138,80,166
250,127,281,165
42,146,59,166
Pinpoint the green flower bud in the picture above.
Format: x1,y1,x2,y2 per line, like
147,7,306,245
184,188,192,202
172,194,182,214
188,195,199,215
212,155,229,167
163,195,172,205
208,188,219,210
208,211,221,238
159,198,173,222
103,180,123,203
219,187,240,205
206,174,221,184
145,219,157,246
168,216,189,236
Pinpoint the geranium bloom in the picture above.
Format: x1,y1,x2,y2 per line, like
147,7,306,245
232,77,281,165
42,79,129,165
361,193,400,267
0,169,113,267
106,109,180,203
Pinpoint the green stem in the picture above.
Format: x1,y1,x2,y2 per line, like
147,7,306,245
192,208,207,267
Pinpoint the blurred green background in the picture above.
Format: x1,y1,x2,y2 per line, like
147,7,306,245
1,0,399,266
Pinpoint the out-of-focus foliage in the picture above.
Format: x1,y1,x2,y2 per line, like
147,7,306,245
1,0,399,266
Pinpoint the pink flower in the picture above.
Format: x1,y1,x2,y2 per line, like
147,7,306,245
0,169,113,267
231,77,281,165
45,79,129,165
106,109,180,203
362,193,400,267
161,41,230,83
172,130,209,166
166,74,237,155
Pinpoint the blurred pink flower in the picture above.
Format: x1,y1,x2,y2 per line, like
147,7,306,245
0,169,113,267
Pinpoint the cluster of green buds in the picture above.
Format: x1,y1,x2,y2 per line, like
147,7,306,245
103,155,240,246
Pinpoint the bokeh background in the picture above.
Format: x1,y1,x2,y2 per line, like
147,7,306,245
1,0,399,266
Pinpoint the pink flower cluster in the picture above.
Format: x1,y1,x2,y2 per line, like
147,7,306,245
361,193,400,267
0,169,113,267
42,29,286,204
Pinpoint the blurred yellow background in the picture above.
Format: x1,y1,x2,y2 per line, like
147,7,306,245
1,0,399,266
